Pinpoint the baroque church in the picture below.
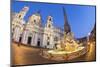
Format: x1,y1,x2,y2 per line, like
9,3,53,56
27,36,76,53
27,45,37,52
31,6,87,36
12,6,71,49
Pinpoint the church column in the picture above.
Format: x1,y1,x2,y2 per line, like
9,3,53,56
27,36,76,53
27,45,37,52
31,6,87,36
13,27,21,42
34,32,38,46
31,32,35,46
22,30,27,44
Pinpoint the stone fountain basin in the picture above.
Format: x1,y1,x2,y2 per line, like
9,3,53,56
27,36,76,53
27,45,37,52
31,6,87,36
47,47,84,54
41,47,87,61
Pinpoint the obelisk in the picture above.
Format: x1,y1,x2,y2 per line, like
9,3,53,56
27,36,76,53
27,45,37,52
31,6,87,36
63,7,71,34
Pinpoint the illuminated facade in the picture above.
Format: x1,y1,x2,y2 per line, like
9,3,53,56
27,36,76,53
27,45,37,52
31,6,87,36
12,6,67,49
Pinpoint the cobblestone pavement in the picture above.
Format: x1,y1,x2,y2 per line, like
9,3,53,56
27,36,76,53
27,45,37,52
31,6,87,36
11,42,96,66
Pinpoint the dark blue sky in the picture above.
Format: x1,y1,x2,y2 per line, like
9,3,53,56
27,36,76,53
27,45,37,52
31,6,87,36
11,1,96,38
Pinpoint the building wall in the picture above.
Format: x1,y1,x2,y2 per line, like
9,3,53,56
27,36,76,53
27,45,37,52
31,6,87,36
13,27,22,42
12,7,64,49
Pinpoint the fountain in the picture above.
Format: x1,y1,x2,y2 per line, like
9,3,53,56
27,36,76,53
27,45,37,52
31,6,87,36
40,32,87,61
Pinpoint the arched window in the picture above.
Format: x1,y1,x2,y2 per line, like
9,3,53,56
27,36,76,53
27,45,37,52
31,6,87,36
34,19,36,23
49,18,51,21
55,43,57,49
54,37,58,41
19,15,21,18
47,37,50,40
48,24,51,28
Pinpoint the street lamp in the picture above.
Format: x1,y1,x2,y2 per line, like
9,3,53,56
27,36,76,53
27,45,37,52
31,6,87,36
87,32,91,42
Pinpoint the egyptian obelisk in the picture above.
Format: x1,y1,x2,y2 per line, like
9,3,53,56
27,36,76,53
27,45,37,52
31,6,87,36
63,7,71,34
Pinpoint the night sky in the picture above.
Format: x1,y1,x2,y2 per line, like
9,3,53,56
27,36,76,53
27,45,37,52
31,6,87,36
11,1,96,38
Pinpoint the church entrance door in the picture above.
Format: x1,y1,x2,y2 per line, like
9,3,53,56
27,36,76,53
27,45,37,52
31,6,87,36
19,36,22,43
37,39,40,47
27,36,32,45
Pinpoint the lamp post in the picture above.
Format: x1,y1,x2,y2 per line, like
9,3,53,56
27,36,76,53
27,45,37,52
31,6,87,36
87,33,91,52
87,33,90,42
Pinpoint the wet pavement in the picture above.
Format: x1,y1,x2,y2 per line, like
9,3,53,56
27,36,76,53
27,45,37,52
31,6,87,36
11,42,96,66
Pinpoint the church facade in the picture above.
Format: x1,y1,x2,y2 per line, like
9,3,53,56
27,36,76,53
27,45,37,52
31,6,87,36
12,6,71,49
